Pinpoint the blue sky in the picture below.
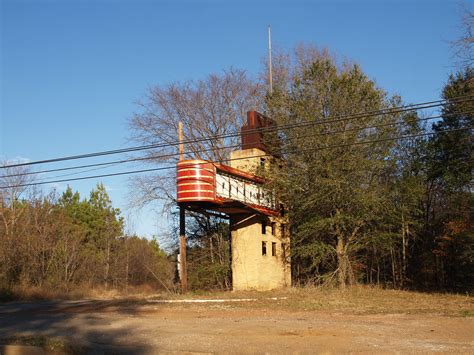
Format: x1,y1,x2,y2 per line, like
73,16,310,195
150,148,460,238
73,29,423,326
0,0,467,240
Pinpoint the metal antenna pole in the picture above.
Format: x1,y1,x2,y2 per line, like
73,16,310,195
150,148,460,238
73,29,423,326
268,25,273,95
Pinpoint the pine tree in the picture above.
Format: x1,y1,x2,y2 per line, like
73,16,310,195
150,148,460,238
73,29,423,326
266,47,402,287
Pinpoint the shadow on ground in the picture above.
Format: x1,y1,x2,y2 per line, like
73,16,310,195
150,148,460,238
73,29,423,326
0,300,157,354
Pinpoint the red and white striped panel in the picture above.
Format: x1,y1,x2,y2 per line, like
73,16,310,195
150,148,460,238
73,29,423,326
177,160,216,202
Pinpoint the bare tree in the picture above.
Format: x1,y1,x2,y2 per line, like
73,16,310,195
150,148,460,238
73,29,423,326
0,163,36,286
128,68,264,208
452,4,474,67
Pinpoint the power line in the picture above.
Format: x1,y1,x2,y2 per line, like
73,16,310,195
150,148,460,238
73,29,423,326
2,95,473,169
0,143,242,179
2,109,472,181
29,144,240,183
2,103,473,180
1,125,472,190
0,109,464,180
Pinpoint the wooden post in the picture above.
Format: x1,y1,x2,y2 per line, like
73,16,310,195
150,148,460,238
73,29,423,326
228,215,233,291
179,205,187,293
178,121,184,161
177,122,187,292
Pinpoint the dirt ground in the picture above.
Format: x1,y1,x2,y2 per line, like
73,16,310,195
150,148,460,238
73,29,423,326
0,291,473,354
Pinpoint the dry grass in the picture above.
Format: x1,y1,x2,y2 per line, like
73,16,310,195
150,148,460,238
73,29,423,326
3,284,473,318
0,286,89,302
274,286,474,317
0,284,170,303
0,336,83,354
146,286,474,317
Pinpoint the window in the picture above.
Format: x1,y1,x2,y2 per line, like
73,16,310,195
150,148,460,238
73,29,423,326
272,242,276,256
280,224,286,237
282,243,286,260
280,203,286,216
271,222,276,236
261,220,267,234
260,158,266,167
262,241,267,256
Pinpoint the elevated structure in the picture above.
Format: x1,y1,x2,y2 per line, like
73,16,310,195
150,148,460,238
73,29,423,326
177,111,290,291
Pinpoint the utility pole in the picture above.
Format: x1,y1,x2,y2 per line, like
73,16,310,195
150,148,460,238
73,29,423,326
178,121,184,161
179,205,187,292
178,121,187,292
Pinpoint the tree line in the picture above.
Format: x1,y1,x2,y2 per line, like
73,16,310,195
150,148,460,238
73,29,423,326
1,42,471,295
130,45,472,292
0,183,174,297
265,51,472,291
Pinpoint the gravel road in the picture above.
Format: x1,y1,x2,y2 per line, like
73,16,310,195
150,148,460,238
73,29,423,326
0,299,473,354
